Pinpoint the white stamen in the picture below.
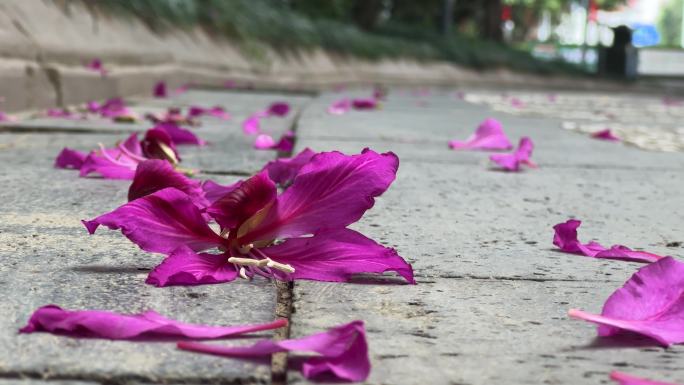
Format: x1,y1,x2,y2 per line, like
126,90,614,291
239,267,249,280
228,256,295,274
238,243,254,254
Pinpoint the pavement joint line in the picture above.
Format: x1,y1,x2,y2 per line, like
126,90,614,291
199,170,255,177
0,369,264,385
0,125,137,135
426,274,618,283
269,102,308,385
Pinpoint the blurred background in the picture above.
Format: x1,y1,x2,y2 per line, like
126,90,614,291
101,0,684,77
2,0,683,112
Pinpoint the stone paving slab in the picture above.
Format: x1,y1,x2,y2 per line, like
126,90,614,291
291,278,684,385
297,95,684,170
0,89,313,384
289,90,684,384
0,165,276,384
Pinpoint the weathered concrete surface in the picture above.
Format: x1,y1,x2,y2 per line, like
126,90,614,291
0,90,310,384
289,90,684,384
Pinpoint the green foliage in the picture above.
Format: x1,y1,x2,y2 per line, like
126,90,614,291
658,0,683,47
92,0,585,75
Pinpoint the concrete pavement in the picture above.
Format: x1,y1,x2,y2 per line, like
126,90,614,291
0,87,683,385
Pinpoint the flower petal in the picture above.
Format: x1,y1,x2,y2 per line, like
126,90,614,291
569,257,684,346
553,219,664,263
242,112,267,135
327,99,351,115
261,148,316,187
54,148,87,169
610,371,679,385
449,118,513,151
79,147,140,180
267,102,290,117
206,171,276,231
239,149,398,243
20,304,285,340
141,128,181,163
254,132,294,152
83,187,223,254
154,122,206,146
127,160,207,208
146,246,237,287
200,179,240,205
260,228,415,283
489,137,536,172
352,98,378,110
592,129,620,141
154,81,167,98
253,134,276,149
178,320,370,382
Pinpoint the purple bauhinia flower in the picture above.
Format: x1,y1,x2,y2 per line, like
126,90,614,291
56,129,181,180
20,304,286,341
178,320,370,382
83,149,414,286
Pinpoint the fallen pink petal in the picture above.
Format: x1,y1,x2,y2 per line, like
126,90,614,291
610,371,681,385
253,134,276,150
352,98,378,110
328,99,352,115
178,320,370,382
448,118,513,151
154,122,206,146
153,81,167,98
0,111,16,122
20,304,286,340
569,257,684,347
592,129,620,141
553,219,665,263
267,102,290,117
254,131,294,152
54,148,87,169
242,113,263,135
489,137,536,172
85,58,107,76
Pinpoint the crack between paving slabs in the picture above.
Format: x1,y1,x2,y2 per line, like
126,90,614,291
270,101,309,385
